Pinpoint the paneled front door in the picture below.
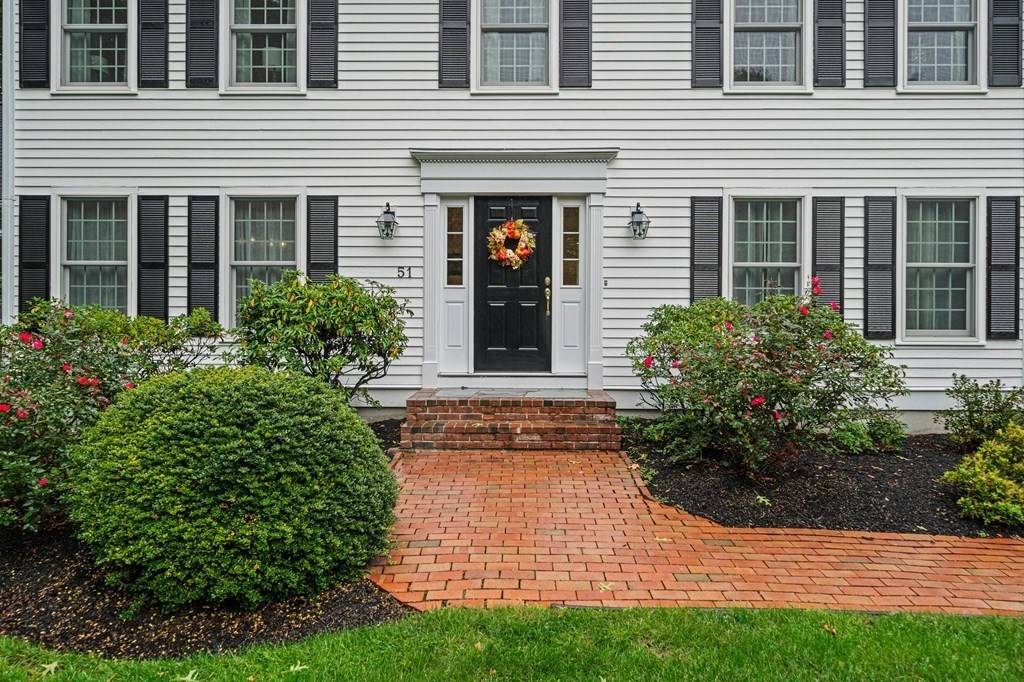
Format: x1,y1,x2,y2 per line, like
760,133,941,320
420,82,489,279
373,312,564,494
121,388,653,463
473,197,553,372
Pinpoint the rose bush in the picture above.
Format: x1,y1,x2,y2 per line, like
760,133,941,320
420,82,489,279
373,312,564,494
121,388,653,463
0,301,222,531
627,282,907,472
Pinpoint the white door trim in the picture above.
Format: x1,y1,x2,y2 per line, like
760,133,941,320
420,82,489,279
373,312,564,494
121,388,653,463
413,148,617,389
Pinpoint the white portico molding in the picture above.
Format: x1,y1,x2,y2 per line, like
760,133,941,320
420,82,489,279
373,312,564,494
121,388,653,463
412,148,618,390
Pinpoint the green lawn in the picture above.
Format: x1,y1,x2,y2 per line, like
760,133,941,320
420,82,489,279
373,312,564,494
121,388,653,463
2,607,1022,681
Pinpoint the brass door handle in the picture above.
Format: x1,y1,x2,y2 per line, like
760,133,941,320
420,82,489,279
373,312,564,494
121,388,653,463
545,287,552,317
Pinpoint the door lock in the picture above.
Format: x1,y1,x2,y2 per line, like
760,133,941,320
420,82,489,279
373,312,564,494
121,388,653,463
544,277,552,317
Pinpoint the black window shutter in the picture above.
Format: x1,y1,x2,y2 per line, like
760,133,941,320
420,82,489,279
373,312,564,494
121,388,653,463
187,196,219,319
812,197,845,311
692,0,723,87
864,196,896,339
19,0,50,88
308,0,338,88
186,0,218,88
864,0,896,86
691,197,723,301
439,0,470,88
814,0,846,86
307,196,338,282
139,0,169,88
987,197,1021,340
17,196,51,313
990,0,1023,87
138,196,169,320
560,0,592,87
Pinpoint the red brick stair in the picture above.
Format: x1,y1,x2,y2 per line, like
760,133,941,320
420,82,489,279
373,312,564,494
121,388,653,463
401,388,621,452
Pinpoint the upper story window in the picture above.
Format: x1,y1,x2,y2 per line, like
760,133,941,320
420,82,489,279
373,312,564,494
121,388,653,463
732,199,802,305
63,198,130,312
907,0,977,84
62,0,129,85
480,0,551,87
231,0,298,85
904,199,976,337
732,0,803,85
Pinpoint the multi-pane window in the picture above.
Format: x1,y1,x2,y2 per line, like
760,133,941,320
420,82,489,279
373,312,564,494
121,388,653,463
905,199,975,335
63,0,128,84
63,199,129,312
232,0,297,85
733,199,801,305
562,206,581,286
907,0,976,83
481,0,549,85
733,0,802,84
446,206,464,286
232,199,297,312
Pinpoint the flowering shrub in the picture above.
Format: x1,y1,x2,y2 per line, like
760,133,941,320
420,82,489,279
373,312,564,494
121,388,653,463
233,271,411,405
67,366,398,610
627,283,907,471
938,375,1024,451
0,302,222,531
943,422,1024,528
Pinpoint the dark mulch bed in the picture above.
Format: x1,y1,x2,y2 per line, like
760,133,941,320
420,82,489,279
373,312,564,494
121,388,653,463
624,426,1019,538
370,417,403,453
0,529,410,660
0,420,412,659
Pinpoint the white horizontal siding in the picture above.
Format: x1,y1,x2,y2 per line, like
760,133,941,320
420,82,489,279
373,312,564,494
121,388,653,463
9,0,1024,404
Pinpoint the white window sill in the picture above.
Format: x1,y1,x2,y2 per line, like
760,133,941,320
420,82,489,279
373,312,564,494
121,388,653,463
723,85,813,96
470,86,559,96
895,338,986,348
50,85,137,96
220,86,307,96
896,85,989,95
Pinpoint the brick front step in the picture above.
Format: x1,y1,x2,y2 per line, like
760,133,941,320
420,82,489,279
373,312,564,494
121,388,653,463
402,388,621,452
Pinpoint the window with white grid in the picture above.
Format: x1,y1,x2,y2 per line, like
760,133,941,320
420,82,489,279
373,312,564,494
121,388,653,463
62,0,128,84
733,199,801,305
905,199,975,336
232,0,297,85
232,198,297,313
481,0,550,85
907,0,976,83
63,198,129,312
733,0,802,84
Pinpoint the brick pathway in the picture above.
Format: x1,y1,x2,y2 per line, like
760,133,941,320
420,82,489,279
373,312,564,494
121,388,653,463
369,451,1024,616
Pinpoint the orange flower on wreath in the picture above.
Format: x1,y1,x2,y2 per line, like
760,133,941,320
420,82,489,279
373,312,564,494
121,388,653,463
487,219,537,271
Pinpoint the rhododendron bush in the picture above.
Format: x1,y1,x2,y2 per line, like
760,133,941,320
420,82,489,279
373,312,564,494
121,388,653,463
627,284,907,472
0,301,222,531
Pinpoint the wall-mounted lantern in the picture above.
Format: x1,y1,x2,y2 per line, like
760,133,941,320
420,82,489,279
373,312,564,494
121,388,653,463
376,203,398,240
629,203,651,240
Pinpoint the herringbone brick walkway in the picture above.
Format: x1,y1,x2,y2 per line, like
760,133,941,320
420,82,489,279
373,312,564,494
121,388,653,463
369,450,1024,616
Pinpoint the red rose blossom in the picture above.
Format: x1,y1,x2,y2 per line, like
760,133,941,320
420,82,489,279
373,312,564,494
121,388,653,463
123,382,136,390
18,331,32,344
15,408,29,420
642,355,655,369
773,410,783,422
89,377,100,387
61,362,72,373
37,477,48,488
724,321,734,331
0,403,10,414
812,286,823,296
830,301,841,312
799,305,810,317
671,359,680,369
812,275,821,287
750,395,767,408
76,376,91,386
31,339,44,351
823,330,834,341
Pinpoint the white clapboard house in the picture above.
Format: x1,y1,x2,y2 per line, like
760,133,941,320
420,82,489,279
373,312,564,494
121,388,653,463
1,0,1022,419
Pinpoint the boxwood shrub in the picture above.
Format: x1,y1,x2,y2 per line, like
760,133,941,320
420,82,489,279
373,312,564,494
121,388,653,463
943,423,1024,528
67,366,397,610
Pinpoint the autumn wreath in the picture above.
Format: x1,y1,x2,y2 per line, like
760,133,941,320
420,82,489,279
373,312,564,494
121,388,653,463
487,219,537,271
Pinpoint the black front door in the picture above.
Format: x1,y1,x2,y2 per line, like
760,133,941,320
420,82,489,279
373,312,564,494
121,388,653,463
474,197,553,373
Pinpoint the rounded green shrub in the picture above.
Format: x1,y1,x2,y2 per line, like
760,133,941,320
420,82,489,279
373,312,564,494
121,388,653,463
943,422,1024,528
67,366,397,610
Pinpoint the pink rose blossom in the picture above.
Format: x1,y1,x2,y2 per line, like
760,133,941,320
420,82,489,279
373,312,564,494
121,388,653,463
812,276,821,287
724,321,734,331
830,301,841,312
37,477,48,487
671,359,680,369
750,395,767,408
64,309,74,319
31,339,44,351
642,355,654,369
823,330,834,341
61,362,72,373
15,408,29,420
773,410,783,422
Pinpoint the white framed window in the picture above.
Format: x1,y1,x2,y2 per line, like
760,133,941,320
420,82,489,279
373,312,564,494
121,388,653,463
723,192,813,303
472,0,559,93
223,194,305,325
221,0,306,93
59,195,136,314
53,0,137,92
724,0,813,93
899,0,988,91
445,204,466,287
901,197,980,339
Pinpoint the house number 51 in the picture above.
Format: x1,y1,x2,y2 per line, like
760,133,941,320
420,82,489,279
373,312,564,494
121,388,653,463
396,266,413,279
